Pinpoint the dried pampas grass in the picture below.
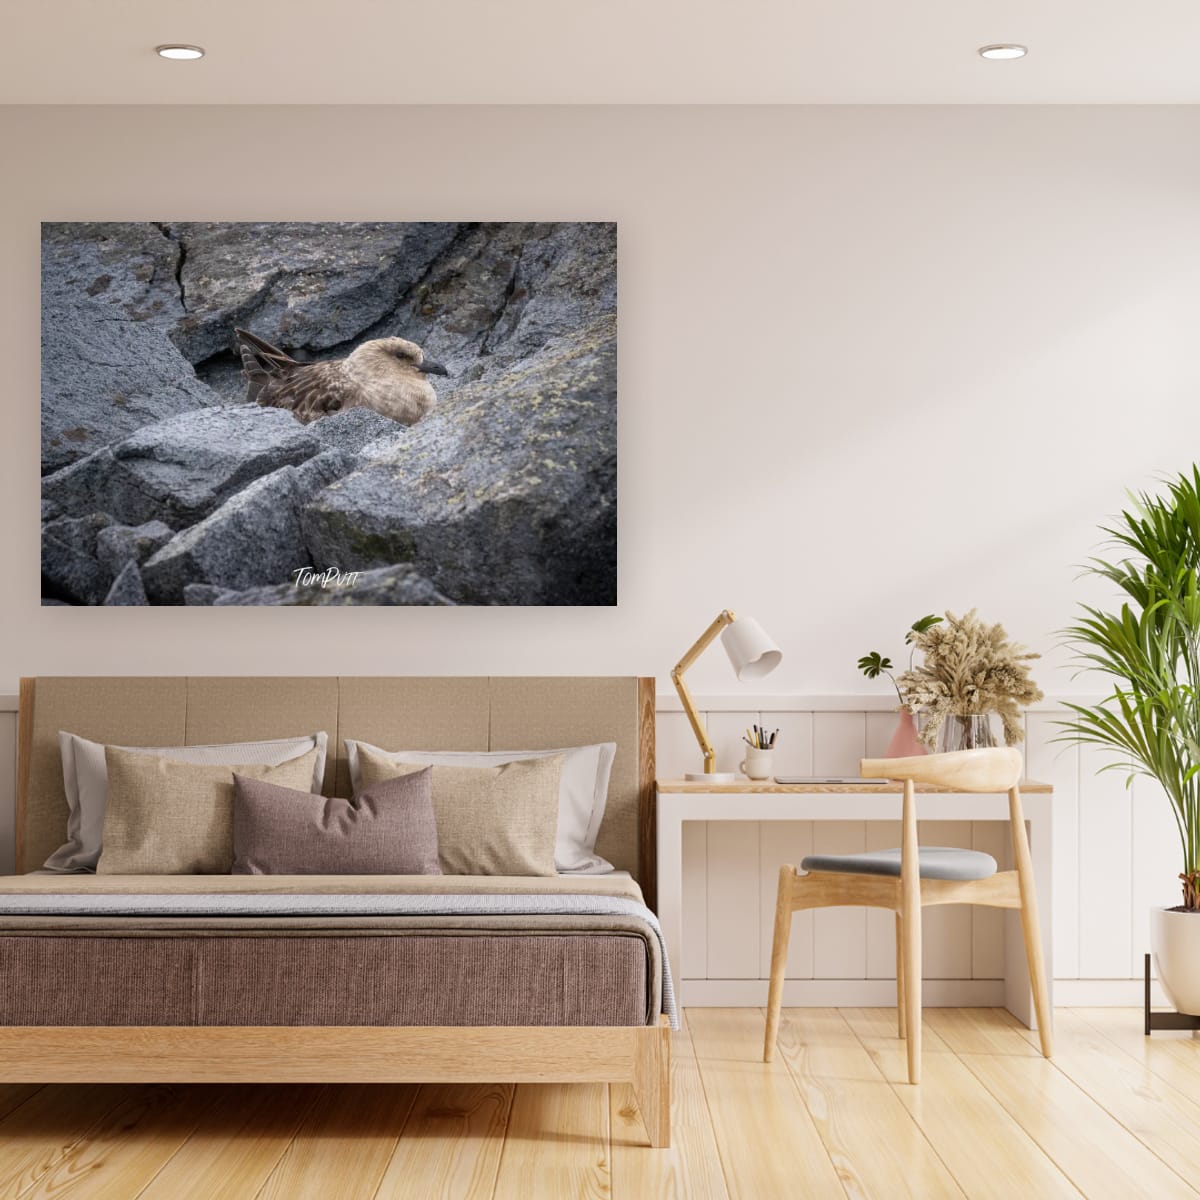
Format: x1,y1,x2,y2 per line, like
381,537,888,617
896,609,1043,748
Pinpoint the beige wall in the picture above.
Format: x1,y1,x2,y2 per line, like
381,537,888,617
3,105,1200,694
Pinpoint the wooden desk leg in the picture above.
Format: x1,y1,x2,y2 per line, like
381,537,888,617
657,799,684,1006
1004,803,1053,1031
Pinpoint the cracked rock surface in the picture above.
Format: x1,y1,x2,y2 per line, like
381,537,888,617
40,222,617,606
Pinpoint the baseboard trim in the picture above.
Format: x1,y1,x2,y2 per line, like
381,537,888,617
1055,978,1170,1007
679,977,1169,1007
679,978,1005,1007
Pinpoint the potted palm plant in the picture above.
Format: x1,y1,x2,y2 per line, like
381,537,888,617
1060,467,1200,1014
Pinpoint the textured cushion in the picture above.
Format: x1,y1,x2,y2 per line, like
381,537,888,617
345,740,616,874
45,730,328,873
232,768,441,876
800,846,998,881
357,746,562,877
97,747,322,874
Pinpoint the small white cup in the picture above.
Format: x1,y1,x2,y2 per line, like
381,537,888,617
740,747,775,780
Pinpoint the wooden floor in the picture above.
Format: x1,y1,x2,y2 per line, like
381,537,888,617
0,1008,1197,1198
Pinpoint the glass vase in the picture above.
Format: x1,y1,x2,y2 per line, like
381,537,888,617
938,714,996,752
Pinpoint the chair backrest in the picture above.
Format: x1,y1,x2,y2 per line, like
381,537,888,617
861,747,1023,793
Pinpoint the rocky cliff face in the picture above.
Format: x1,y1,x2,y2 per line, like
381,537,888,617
41,221,617,606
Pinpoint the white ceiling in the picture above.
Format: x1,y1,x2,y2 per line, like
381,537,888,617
3,0,1200,104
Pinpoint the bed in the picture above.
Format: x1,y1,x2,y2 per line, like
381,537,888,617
0,676,670,1147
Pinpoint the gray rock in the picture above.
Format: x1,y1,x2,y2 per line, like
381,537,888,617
210,564,454,606
306,407,407,456
41,513,116,605
355,431,409,463
103,561,149,606
40,224,223,473
302,312,617,605
95,520,175,579
41,222,185,325
294,450,357,493
141,451,355,604
42,406,320,528
167,222,461,363
41,297,216,473
183,585,224,606
356,222,618,383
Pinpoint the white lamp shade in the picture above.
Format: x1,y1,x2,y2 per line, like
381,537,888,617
720,616,782,681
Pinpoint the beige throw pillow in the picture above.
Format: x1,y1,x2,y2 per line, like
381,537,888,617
97,746,321,874
47,731,329,873
357,745,562,877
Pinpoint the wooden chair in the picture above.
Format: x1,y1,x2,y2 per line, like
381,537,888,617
762,747,1052,1083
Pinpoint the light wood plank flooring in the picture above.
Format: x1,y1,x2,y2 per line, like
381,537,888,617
0,1009,1196,1199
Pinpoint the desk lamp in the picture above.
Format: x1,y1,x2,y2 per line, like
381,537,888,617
671,610,783,781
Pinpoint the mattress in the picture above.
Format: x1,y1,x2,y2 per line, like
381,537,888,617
0,873,676,1029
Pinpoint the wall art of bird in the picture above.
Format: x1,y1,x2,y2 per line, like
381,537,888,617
234,328,450,425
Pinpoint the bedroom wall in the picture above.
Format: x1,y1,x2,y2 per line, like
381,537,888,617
2,105,1198,994
2,104,1199,694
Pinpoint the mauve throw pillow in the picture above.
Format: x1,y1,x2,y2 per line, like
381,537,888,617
231,767,441,875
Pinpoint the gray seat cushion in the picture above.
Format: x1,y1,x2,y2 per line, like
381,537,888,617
800,846,998,881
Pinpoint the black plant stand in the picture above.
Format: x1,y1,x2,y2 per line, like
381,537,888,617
1145,953,1200,1034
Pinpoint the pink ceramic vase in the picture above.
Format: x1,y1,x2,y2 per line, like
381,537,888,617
885,708,927,758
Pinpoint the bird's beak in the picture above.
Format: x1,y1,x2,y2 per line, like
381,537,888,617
419,358,450,377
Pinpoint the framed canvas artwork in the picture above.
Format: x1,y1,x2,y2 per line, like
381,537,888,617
40,221,617,606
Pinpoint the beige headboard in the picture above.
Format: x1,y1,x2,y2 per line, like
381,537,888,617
17,676,657,905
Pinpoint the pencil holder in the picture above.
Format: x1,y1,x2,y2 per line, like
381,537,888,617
739,747,775,780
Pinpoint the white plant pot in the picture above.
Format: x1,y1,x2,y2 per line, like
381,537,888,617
1150,906,1200,1015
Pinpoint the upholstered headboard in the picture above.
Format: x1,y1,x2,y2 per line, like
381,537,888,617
16,676,657,903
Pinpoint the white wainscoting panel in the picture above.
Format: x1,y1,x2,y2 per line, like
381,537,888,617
759,820,814,979
1025,713,1080,980
1076,740,1133,979
658,696,1178,1004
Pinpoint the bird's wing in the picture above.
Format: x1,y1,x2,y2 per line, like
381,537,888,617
256,362,355,424
234,328,301,404
234,327,298,372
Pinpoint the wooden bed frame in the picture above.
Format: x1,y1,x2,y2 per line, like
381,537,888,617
3,675,669,1147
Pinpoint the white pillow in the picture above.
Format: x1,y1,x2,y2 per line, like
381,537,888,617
44,731,329,873
345,739,616,874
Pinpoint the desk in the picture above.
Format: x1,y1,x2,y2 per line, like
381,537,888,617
656,777,1053,1028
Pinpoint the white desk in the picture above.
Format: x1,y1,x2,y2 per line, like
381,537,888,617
656,778,1053,1028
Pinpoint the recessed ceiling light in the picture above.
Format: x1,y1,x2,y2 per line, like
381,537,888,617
978,44,1027,60
155,44,205,61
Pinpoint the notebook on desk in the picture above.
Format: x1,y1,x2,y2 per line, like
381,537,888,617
773,776,892,785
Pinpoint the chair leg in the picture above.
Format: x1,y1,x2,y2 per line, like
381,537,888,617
764,866,795,1062
900,894,922,1082
1010,788,1053,1057
900,779,922,1083
895,911,906,1039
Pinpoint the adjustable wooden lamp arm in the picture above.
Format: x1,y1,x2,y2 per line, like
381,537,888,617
671,609,736,775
